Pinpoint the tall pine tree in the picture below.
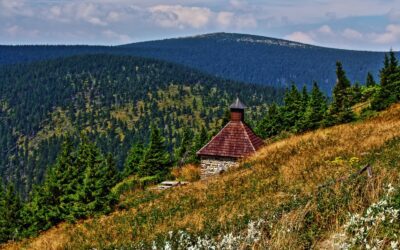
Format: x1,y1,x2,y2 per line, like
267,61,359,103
327,61,354,124
372,50,400,110
303,82,327,130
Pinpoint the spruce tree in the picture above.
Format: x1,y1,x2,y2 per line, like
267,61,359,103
123,143,144,177
186,126,208,164
0,184,22,242
256,103,284,138
175,128,193,166
366,72,376,87
328,61,354,124
79,153,118,216
282,85,303,131
350,82,362,105
372,50,400,110
20,139,77,234
139,124,170,177
70,137,103,219
295,85,310,132
303,82,327,130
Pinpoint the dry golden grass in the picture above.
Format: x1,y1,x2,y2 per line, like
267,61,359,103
4,104,400,250
171,164,201,182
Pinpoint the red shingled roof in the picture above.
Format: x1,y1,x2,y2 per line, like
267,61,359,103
197,121,264,158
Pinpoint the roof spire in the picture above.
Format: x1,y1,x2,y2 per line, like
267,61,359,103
230,97,246,110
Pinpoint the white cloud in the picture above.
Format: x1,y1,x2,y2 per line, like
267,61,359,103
342,28,363,40
217,12,234,27
148,4,257,29
45,3,108,26
5,25,39,37
285,31,315,44
102,30,132,43
372,24,400,44
149,5,212,29
318,25,333,35
0,0,33,17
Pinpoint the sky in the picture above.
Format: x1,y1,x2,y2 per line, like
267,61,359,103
1,0,400,51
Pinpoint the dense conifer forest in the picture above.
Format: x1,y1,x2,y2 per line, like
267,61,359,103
0,54,283,197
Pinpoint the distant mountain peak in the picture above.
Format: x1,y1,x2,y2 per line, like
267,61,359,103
185,32,313,48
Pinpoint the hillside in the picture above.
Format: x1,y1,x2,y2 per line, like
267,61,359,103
5,104,400,250
1,33,397,94
0,54,283,196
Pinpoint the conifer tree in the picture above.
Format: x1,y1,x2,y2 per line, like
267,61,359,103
295,85,310,132
139,124,170,177
123,143,144,177
256,103,284,138
70,137,103,218
328,61,354,124
175,128,193,166
350,82,362,105
186,126,208,164
78,153,118,216
366,72,376,87
20,139,77,233
372,50,400,110
303,82,327,130
0,184,22,242
282,85,303,131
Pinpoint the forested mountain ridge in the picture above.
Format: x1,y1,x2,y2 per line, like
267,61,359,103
0,54,284,196
1,33,398,94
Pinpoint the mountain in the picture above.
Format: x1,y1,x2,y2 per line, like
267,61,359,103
1,33,397,94
0,54,284,196
5,104,400,249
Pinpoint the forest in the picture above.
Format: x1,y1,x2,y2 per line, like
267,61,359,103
0,54,284,197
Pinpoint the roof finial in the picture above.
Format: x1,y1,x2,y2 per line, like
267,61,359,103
230,96,246,109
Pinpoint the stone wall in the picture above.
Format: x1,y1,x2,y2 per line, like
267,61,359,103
200,156,238,178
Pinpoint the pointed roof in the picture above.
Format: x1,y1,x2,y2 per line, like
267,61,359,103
230,97,246,109
197,121,264,158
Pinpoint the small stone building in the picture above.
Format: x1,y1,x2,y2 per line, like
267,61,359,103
197,98,264,178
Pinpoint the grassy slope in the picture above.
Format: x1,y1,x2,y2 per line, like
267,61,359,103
4,104,400,250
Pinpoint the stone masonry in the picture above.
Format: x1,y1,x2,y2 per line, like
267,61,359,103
200,156,238,178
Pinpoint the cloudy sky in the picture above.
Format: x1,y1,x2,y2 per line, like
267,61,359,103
1,0,400,51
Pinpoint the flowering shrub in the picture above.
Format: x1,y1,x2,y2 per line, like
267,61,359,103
341,184,400,250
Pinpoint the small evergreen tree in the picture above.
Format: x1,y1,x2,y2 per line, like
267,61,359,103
139,124,170,177
256,103,284,138
0,184,22,242
175,128,193,166
186,126,208,164
303,82,327,130
350,82,362,105
78,153,118,216
123,143,144,177
282,85,303,131
366,72,376,87
372,50,400,110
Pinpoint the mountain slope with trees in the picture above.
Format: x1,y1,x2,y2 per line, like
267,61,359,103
0,54,283,197
1,33,398,94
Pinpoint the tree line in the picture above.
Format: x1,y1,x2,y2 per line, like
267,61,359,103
256,50,400,138
0,122,210,243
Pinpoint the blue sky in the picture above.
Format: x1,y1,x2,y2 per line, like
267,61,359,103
1,0,400,51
